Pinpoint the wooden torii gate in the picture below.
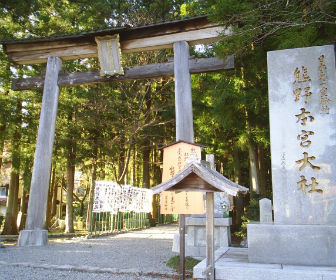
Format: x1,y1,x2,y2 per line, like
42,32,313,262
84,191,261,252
1,15,233,246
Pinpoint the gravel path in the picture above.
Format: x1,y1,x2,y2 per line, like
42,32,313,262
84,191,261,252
0,224,179,280
0,265,173,280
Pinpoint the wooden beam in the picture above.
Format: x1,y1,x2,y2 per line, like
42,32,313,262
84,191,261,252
4,16,215,53
8,45,98,65
121,26,224,53
12,56,234,91
7,26,226,65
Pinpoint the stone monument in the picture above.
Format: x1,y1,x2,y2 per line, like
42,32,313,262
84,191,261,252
248,44,336,266
259,198,272,224
193,44,336,280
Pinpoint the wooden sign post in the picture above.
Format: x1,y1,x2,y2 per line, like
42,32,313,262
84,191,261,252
159,139,206,280
152,156,248,280
205,155,215,280
206,192,215,280
159,140,205,280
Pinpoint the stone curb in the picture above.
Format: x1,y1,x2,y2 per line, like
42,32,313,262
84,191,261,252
0,235,18,242
0,233,88,242
0,261,179,279
0,226,153,242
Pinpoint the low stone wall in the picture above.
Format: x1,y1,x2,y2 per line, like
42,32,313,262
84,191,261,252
172,217,232,259
248,222,336,266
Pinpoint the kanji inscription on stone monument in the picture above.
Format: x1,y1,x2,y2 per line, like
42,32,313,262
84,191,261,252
248,45,336,267
268,45,336,225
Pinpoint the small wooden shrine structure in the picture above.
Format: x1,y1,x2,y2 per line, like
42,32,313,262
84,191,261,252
153,156,248,194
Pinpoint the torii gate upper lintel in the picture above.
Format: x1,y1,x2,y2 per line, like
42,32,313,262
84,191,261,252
0,15,234,247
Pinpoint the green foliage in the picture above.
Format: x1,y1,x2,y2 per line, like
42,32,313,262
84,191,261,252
234,195,259,239
192,0,336,56
234,191,272,239
166,255,201,272
73,201,82,217
0,215,4,232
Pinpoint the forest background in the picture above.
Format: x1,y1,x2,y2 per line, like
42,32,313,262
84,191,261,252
0,0,335,236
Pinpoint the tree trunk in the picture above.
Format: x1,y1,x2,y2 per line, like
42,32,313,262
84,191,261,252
79,196,85,217
233,148,242,184
0,91,8,176
65,152,75,233
51,185,58,218
143,142,152,222
232,148,244,230
151,147,161,223
99,155,106,180
2,100,21,235
0,123,6,176
142,143,150,188
86,137,98,230
142,83,151,189
248,141,260,194
19,159,32,231
118,133,125,184
65,113,76,233
132,148,137,186
46,165,56,228
58,176,65,219
19,189,27,231
2,169,20,234
257,145,269,196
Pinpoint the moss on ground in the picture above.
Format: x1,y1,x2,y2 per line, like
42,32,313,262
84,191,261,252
166,255,201,272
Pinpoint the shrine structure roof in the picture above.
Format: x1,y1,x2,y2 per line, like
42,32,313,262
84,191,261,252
152,158,248,196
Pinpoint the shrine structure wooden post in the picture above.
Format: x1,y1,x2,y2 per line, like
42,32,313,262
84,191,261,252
205,154,215,280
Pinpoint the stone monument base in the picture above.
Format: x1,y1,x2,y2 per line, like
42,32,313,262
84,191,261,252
193,247,336,280
248,222,336,266
172,217,231,258
18,229,48,246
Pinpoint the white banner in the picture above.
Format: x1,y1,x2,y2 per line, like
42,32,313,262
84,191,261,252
93,181,153,213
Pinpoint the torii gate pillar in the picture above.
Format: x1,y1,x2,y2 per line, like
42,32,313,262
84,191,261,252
174,41,194,142
18,56,62,246
174,41,194,280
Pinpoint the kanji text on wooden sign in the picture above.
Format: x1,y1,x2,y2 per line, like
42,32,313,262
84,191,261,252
160,141,205,215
